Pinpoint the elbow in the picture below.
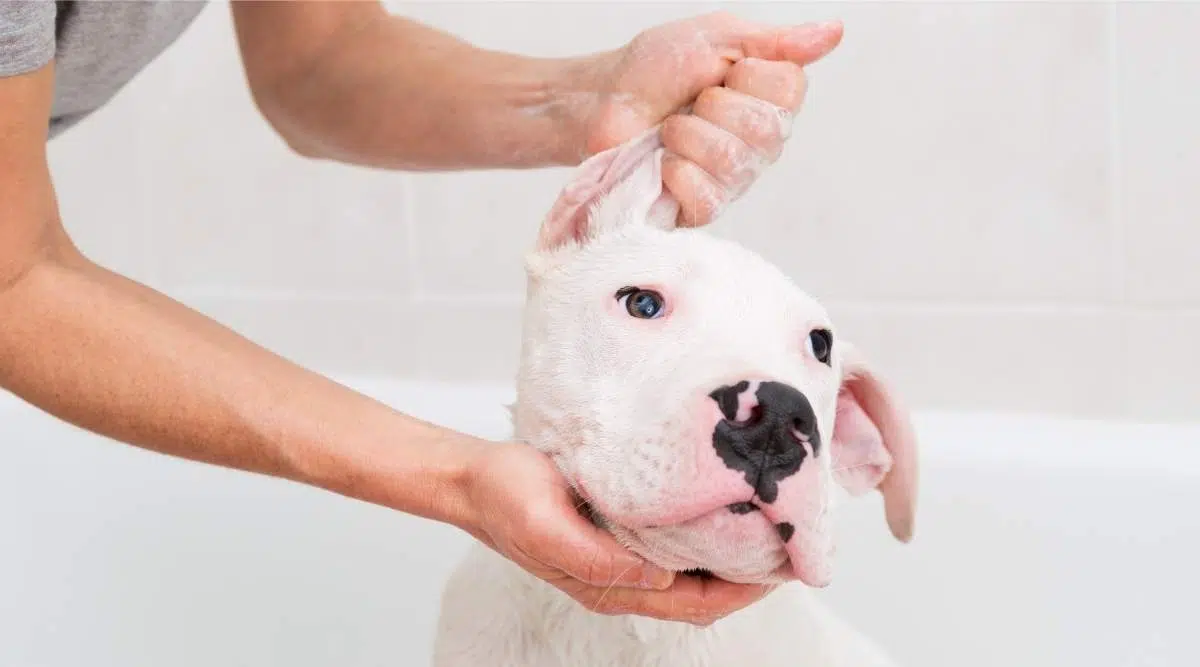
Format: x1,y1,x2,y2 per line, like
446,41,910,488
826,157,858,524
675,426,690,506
0,254,38,296
0,220,72,296
277,127,328,162
245,80,330,161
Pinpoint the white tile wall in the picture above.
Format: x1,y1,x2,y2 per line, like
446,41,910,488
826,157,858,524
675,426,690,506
42,1,1199,423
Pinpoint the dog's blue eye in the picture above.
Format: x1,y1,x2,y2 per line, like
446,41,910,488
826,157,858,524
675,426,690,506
616,287,665,319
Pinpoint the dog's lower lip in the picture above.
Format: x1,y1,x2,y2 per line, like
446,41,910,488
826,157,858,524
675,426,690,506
637,501,764,530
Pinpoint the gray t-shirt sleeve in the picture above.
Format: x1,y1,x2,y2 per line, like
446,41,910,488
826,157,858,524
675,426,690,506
0,0,56,77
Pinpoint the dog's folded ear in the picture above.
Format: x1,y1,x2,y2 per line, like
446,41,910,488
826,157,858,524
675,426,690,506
535,126,681,253
829,342,920,543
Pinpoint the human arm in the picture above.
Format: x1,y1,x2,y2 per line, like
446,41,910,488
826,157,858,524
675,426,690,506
0,61,769,625
229,0,588,170
0,62,479,528
229,2,843,224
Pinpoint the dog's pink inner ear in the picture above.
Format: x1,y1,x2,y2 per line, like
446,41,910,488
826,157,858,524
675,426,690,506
830,344,920,543
535,153,620,252
830,390,892,496
534,126,677,253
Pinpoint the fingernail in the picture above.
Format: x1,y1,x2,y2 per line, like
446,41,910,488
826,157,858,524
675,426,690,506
789,20,843,52
639,566,674,590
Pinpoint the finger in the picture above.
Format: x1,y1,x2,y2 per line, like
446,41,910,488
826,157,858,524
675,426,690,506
520,496,675,591
725,57,808,113
651,575,775,622
573,576,776,624
691,86,791,160
728,20,844,66
661,113,765,194
661,152,726,228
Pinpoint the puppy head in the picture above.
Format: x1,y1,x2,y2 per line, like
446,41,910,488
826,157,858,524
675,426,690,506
513,128,918,587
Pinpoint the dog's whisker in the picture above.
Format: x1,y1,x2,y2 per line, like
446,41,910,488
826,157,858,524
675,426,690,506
591,560,641,614
829,462,877,474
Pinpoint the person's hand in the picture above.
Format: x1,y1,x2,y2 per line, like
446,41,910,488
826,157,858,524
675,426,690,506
575,12,844,227
458,440,775,625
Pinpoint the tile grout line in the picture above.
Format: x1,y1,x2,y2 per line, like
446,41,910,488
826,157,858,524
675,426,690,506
1107,0,1133,420
1108,0,1127,308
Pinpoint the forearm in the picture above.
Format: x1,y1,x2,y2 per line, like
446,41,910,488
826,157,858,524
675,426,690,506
254,12,603,170
0,251,481,527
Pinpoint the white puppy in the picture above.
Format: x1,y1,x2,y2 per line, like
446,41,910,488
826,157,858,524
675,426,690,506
432,127,920,667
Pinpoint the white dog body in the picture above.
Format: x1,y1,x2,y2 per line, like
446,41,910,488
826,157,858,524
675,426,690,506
435,543,896,667
433,127,919,667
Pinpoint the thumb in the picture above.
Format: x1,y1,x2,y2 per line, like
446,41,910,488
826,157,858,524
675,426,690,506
728,20,845,66
540,492,675,591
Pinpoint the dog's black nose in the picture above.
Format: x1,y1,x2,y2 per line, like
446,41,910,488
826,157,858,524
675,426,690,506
708,381,821,504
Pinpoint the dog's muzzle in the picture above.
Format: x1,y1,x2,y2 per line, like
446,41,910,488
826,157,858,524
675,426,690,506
709,380,821,506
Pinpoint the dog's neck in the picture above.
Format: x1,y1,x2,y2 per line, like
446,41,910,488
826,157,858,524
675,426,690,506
472,538,824,664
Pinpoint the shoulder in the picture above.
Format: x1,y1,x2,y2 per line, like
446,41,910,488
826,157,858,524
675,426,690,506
0,1,57,78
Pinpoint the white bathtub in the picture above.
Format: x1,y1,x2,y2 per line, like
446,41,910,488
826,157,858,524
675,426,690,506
3,378,1199,666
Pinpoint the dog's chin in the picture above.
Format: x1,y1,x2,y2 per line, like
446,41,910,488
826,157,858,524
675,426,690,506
583,502,794,585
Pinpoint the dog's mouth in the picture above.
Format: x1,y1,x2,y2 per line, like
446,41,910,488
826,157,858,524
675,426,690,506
576,497,716,580
575,495,783,583
577,496,603,527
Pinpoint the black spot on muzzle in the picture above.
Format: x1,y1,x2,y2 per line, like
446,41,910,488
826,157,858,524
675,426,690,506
709,381,821,505
776,522,795,543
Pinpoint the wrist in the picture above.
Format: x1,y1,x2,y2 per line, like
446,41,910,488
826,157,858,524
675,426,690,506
281,391,490,532
418,428,491,532
528,51,614,166
467,45,620,168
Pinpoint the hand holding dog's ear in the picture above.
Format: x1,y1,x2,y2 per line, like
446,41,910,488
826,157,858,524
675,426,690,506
459,441,775,625
576,12,843,227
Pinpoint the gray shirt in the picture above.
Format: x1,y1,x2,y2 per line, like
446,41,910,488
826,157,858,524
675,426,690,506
0,0,207,138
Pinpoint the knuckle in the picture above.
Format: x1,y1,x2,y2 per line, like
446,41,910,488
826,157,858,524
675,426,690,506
725,57,765,89
724,63,748,87
692,86,725,116
517,502,557,540
705,130,746,181
664,154,723,224
660,113,686,145
581,554,616,587
662,158,694,203
694,91,789,155
514,499,542,527
746,99,788,144
790,69,809,109
664,116,737,182
660,155,686,193
727,59,808,113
